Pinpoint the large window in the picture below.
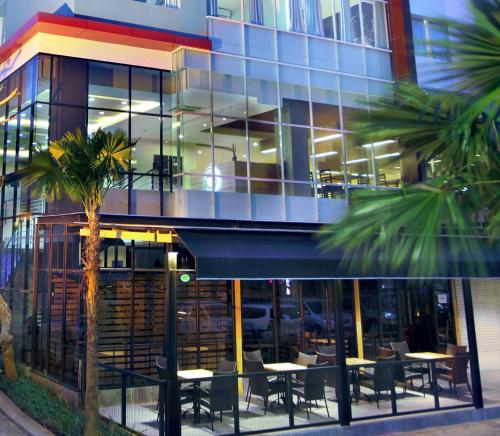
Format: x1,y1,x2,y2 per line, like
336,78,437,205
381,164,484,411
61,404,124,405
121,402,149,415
412,17,450,60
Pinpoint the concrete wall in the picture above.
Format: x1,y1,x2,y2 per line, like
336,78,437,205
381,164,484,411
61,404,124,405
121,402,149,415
455,279,500,371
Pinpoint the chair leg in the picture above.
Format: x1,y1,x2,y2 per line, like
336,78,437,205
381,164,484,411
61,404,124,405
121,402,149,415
264,396,268,416
467,380,472,393
324,393,330,417
306,402,310,419
376,392,380,409
455,384,459,399
210,411,214,432
247,392,252,411
245,385,250,402
220,411,223,422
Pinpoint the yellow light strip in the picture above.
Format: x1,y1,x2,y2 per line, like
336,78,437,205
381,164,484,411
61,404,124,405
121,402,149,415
0,88,19,107
79,228,172,243
353,279,364,359
233,280,244,394
450,280,462,345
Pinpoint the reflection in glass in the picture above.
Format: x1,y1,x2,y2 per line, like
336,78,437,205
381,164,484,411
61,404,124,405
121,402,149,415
311,71,340,129
344,135,374,186
33,103,49,150
212,55,246,118
131,114,161,190
248,121,281,181
280,65,310,126
282,125,312,184
131,67,161,114
88,109,129,136
176,50,211,114
247,60,279,122
88,62,129,111
37,55,51,103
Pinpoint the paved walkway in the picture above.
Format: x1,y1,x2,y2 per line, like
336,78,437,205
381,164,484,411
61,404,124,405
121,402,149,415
388,418,500,435
0,407,30,436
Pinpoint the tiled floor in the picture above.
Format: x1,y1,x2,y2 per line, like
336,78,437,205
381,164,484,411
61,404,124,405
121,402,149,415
100,381,474,435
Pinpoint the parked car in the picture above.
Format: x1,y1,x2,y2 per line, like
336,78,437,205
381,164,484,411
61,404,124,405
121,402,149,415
242,302,301,338
301,298,354,336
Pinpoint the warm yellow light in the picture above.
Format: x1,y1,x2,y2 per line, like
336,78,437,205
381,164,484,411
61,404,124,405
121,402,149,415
168,252,178,270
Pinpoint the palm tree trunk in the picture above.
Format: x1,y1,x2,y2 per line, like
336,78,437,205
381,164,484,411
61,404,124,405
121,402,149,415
83,202,100,436
0,294,17,381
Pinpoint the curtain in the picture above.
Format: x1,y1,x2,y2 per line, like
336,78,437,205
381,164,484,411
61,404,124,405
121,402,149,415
375,1,388,48
305,0,324,36
207,0,218,16
165,0,180,7
289,0,306,33
250,0,264,25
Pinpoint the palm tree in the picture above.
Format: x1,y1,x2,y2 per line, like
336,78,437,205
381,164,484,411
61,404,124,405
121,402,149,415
24,128,131,435
321,0,499,277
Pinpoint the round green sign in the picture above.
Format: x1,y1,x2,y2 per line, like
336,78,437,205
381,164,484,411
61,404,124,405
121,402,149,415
180,274,191,283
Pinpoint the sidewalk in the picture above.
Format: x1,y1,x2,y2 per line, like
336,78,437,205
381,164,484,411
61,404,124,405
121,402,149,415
0,390,54,436
388,418,500,435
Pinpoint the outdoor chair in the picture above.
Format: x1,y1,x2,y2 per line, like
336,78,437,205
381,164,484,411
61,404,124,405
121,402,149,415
437,345,467,374
390,341,429,379
198,370,237,431
437,352,471,398
292,362,330,419
393,357,425,397
360,356,397,408
217,358,237,373
317,345,336,355
315,352,337,394
377,347,395,358
243,349,263,362
295,352,317,384
244,358,287,415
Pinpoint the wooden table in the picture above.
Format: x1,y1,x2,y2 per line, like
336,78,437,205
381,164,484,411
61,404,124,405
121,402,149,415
347,357,375,366
309,338,333,345
346,358,375,403
177,369,214,424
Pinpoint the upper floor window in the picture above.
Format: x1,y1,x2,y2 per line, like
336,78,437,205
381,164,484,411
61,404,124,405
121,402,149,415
209,0,389,49
133,0,180,8
412,17,450,60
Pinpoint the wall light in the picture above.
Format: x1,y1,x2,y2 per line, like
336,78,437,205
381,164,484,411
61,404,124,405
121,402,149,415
168,252,178,270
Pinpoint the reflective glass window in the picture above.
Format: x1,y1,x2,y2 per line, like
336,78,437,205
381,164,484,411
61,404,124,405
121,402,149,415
50,106,86,141
177,50,211,115
344,134,375,186
88,62,129,111
162,71,176,116
34,103,50,149
308,37,338,71
310,71,341,129
340,76,368,131
37,55,51,103
21,58,36,110
87,109,129,136
245,25,277,60
248,120,281,181
18,109,31,170
131,114,161,190
244,0,276,27
277,31,307,66
131,67,161,114
361,1,375,46
212,55,246,118
216,0,242,20
279,65,310,126
6,71,20,118
5,116,17,174
51,57,87,106
282,125,313,183
246,60,279,122
375,1,388,49
213,117,248,182
211,19,244,55
313,129,344,184
373,139,401,187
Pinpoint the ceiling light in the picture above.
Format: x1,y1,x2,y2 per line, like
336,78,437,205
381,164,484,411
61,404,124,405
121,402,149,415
99,111,105,115
375,152,401,159
89,97,95,102
253,142,258,147
362,140,396,148
261,148,276,154
179,134,184,139
37,104,43,108
203,123,207,127
121,101,127,105
222,117,227,121
314,133,342,143
197,150,202,154
313,151,338,158
345,158,368,164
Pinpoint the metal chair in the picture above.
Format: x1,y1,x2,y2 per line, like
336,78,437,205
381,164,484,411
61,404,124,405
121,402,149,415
295,352,317,384
360,356,397,408
437,352,471,398
292,362,330,419
317,345,336,355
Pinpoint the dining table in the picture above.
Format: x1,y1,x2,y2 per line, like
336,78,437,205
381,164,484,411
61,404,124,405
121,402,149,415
346,357,375,403
405,352,453,390
177,369,214,423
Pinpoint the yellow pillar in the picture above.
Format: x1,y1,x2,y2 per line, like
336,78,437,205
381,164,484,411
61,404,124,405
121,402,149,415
450,280,462,345
233,280,244,394
353,280,364,359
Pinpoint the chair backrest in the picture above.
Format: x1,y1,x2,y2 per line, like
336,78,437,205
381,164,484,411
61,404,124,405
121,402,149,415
296,352,317,382
446,343,458,356
156,356,167,369
218,358,237,373
315,352,337,388
390,341,410,360
317,345,336,355
156,361,167,380
209,370,236,412
451,353,469,384
374,356,396,392
304,362,328,401
377,347,395,358
243,349,263,362
456,345,467,354
244,358,268,397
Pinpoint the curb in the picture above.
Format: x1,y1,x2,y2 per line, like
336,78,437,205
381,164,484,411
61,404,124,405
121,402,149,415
0,390,54,436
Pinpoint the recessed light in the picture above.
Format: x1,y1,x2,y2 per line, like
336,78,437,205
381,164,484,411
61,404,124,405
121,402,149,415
179,134,184,139
121,101,127,105
222,117,227,121
89,97,95,102
21,113,26,117
37,104,43,108
99,111,105,115
6,140,11,143
19,133,24,137
203,123,207,127
253,142,258,147
197,150,202,154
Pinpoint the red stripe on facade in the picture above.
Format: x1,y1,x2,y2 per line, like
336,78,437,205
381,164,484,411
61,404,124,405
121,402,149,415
0,12,211,66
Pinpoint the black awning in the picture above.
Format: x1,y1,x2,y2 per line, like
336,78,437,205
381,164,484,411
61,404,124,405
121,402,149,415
176,228,500,280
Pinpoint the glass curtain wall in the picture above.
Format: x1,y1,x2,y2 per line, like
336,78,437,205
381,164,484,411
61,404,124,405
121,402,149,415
211,0,389,49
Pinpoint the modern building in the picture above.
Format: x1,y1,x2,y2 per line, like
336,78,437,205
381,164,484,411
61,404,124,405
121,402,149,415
0,1,497,435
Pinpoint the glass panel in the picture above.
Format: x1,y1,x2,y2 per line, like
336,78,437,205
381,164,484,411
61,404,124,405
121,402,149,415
349,0,362,44
131,114,161,190
320,0,335,38
245,25,277,60
50,105,86,141
244,0,276,27
88,61,129,111
340,76,368,131
88,108,129,136
277,31,307,66
217,0,242,20
51,57,88,106
175,114,212,175
276,280,301,361
18,108,31,169
177,49,211,115
211,19,244,55
361,1,375,46
313,129,344,184
212,54,246,118
37,54,51,103
21,58,36,109
344,134,374,186
373,139,402,188
311,70,341,129
412,18,427,56
6,71,20,118
279,65,310,126
34,103,50,149
162,71,176,116
308,37,338,71
366,49,392,80
246,59,279,122
213,117,248,180
281,125,313,182
131,67,161,114
5,115,17,174
375,0,388,49
248,120,281,180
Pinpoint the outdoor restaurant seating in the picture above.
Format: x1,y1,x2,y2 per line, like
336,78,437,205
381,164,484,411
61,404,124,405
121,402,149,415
390,340,429,380
292,362,330,419
217,358,237,373
437,352,471,398
244,358,287,415
295,352,317,384
315,352,337,395
197,369,237,431
317,345,336,355
243,349,263,362
360,355,397,408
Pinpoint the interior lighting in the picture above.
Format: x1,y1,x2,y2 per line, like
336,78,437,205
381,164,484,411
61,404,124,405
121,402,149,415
362,140,396,148
314,133,342,143
313,151,338,158
345,158,368,164
261,148,276,154
375,152,401,159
